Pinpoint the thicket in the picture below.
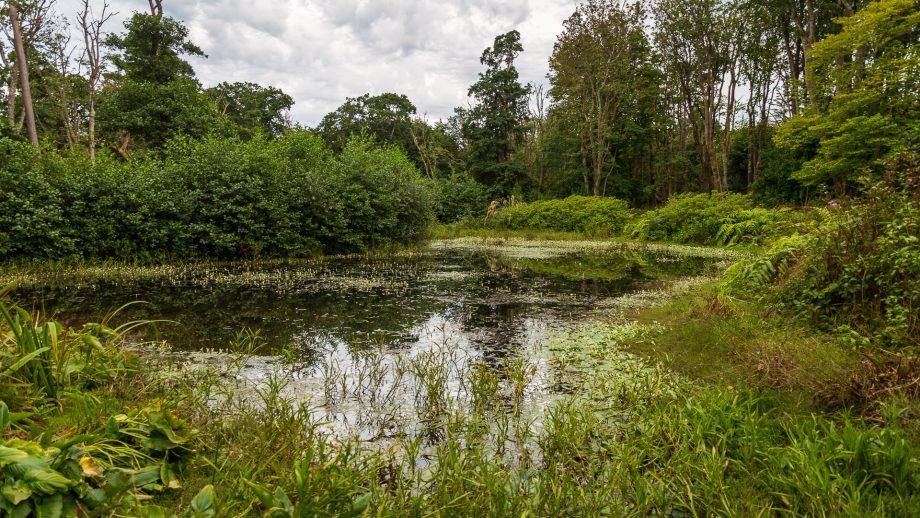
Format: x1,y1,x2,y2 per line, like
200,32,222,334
0,133,434,262
486,196,631,236
431,174,491,223
730,165,919,349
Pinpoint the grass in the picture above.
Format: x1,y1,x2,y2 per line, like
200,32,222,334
611,280,859,413
5,298,920,516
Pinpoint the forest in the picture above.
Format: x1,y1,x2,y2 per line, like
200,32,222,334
1,0,919,515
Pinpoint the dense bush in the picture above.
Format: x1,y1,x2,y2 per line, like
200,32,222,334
625,192,754,244
0,133,434,262
778,181,920,348
432,174,490,223
727,165,920,348
489,195,631,236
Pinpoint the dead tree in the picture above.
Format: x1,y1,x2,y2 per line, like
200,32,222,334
79,0,113,159
8,3,38,146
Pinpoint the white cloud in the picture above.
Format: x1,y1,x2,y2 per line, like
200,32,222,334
57,0,580,124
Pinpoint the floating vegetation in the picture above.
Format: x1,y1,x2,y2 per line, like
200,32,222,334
6,240,721,355
432,237,746,260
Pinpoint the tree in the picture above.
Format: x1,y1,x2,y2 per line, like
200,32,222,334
655,0,748,192
2,0,57,146
775,0,920,193
7,3,38,145
549,0,659,197
461,30,531,195
99,6,220,155
104,8,202,84
317,92,417,152
79,0,113,159
207,81,293,139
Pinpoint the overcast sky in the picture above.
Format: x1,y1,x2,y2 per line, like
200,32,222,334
57,0,581,125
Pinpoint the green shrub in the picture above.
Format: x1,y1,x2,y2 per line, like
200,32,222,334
776,182,919,348
328,138,435,252
432,174,490,223
491,195,631,236
0,132,435,262
626,192,754,244
0,139,70,259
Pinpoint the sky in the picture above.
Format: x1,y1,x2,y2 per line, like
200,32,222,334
57,0,582,126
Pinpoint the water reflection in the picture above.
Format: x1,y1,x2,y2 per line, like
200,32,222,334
14,244,716,367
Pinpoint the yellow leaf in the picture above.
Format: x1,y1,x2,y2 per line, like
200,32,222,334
79,456,101,477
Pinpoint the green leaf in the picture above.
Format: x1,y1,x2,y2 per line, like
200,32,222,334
3,347,51,375
351,493,371,514
105,416,120,439
243,479,277,509
0,403,10,431
21,465,76,494
187,484,216,517
1,480,32,505
137,505,175,518
0,446,30,467
35,493,63,518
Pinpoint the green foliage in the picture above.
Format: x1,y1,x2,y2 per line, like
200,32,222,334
0,302,196,517
0,412,194,517
490,196,630,236
777,178,920,347
775,0,920,192
549,0,660,197
105,12,205,84
328,138,435,251
431,174,490,223
0,132,434,261
317,93,417,154
1,300,139,402
714,208,794,246
206,82,294,139
459,31,531,196
625,192,754,244
0,140,67,259
98,10,224,156
97,78,226,155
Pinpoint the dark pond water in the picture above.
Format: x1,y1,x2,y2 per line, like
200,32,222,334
12,241,719,367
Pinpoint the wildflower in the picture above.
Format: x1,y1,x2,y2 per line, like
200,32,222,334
827,200,841,208
726,385,734,391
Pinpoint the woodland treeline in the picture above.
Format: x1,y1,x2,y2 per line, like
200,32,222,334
1,0,918,209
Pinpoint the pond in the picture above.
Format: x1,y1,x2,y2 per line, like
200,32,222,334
9,239,733,441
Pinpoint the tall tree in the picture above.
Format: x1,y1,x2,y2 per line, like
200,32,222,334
99,6,220,155
317,92,417,153
79,0,113,159
549,0,659,197
1,0,54,142
8,3,38,145
775,0,919,193
655,0,747,192
460,30,531,195
739,1,782,188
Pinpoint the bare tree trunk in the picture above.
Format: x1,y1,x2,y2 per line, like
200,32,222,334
781,22,800,116
9,4,38,147
802,0,818,110
81,0,113,160
5,67,16,126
